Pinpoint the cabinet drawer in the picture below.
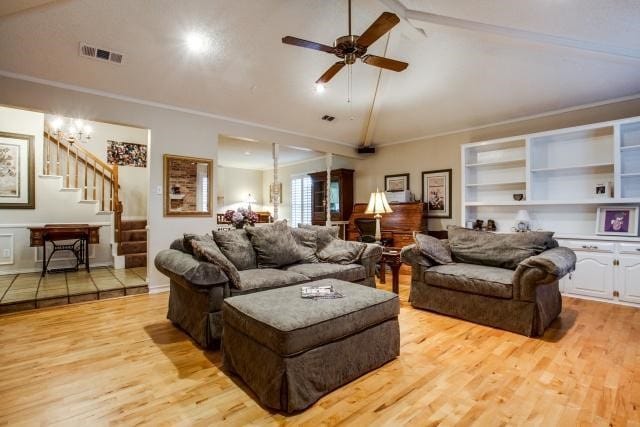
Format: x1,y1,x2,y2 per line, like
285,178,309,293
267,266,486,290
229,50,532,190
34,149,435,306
560,240,615,253
619,243,640,255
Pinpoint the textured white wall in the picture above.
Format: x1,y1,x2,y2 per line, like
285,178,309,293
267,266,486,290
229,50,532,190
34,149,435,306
217,166,264,213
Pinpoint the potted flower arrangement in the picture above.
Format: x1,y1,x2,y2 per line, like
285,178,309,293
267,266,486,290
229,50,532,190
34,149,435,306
224,208,259,228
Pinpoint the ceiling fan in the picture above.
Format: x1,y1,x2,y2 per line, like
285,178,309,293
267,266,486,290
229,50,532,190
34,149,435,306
282,0,409,85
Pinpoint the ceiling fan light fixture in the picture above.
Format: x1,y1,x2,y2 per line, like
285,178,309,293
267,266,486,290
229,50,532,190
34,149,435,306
315,83,326,94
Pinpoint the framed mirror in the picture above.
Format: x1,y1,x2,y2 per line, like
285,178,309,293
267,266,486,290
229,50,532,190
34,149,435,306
163,154,213,217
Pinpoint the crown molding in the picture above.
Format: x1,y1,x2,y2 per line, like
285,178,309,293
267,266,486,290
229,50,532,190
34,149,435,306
378,92,640,147
0,69,356,148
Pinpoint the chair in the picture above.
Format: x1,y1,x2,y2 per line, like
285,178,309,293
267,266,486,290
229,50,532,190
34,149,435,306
354,218,393,246
354,218,377,243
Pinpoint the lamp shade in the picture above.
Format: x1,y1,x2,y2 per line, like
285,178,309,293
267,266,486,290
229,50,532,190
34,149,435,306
365,189,393,215
515,209,531,222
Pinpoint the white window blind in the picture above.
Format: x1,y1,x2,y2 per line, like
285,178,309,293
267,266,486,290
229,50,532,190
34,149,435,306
291,175,312,227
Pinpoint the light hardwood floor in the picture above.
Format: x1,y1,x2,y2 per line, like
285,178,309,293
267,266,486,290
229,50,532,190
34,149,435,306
0,276,639,426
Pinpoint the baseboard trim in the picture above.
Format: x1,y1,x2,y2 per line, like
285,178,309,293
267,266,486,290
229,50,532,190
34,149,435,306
149,283,169,294
0,261,114,275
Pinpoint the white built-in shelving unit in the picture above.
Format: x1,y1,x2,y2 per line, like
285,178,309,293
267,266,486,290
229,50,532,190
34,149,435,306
462,116,640,236
461,116,640,307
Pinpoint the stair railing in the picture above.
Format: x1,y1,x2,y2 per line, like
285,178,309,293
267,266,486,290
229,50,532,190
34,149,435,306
43,131,123,242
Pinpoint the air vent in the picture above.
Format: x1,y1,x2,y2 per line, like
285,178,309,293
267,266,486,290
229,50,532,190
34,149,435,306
322,115,335,122
79,42,124,65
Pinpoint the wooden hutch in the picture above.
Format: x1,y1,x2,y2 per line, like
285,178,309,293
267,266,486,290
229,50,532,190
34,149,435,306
308,169,354,226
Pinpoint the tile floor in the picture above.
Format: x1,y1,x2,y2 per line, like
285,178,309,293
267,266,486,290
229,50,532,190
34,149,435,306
0,267,148,314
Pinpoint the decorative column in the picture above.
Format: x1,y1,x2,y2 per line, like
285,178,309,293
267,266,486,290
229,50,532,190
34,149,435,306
272,142,279,221
325,153,333,226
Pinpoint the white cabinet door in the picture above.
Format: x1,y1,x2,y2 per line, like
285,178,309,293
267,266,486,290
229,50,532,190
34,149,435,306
565,252,614,299
618,256,640,304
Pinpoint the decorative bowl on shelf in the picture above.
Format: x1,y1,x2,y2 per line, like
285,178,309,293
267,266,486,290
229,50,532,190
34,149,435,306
513,193,524,201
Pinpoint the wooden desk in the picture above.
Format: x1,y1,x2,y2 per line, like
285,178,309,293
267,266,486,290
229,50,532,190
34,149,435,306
29,224,101,276
348,202,428,248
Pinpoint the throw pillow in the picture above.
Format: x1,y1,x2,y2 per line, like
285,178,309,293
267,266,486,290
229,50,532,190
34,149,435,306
317,239,367,265
447,226,557,270
298,224,339,251
212,229,257,270
191,239,241,288
414,233,453,265
290,227,319,263
182,233,214,255
245,220,303,268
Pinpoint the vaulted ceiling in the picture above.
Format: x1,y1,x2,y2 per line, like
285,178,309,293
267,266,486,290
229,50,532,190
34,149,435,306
0,0,638,146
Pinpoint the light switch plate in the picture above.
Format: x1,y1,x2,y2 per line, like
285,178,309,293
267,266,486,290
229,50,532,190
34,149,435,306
156,185,162,195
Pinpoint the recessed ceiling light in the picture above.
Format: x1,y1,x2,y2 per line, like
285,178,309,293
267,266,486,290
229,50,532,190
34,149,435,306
185,31,211,54
315,83,325,94
244,151,251,156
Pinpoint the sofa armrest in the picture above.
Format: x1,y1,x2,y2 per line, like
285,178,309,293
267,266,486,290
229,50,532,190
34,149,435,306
154,249,229,289
513,247,576,301
400,244,433,269
358,243,383,278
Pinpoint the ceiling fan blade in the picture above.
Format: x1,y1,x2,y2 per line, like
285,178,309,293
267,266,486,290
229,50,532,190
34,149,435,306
362,55,408,72
316,62,346,84
282,36,335,53
356,12,400,48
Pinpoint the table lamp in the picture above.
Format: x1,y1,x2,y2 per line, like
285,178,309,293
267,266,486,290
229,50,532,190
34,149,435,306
365,188,393,242
246,193,257,211
515,209,531,232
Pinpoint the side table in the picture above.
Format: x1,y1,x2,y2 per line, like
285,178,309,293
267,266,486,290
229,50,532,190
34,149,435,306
379,247,402,294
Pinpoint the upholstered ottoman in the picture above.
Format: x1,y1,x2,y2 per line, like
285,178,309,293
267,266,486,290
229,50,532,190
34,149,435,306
222,278,400,413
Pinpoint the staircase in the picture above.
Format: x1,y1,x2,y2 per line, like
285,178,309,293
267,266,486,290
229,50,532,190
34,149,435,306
43,131,146,269
119,220,147,268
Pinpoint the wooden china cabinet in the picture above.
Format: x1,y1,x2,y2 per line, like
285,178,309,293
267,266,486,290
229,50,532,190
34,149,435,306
308,169,354,225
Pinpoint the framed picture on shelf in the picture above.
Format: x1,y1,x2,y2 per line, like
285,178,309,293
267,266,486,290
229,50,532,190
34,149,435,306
422,169,452,218
384,173,409,192
594,182,613,198
595,206,639,236
0,132,35,209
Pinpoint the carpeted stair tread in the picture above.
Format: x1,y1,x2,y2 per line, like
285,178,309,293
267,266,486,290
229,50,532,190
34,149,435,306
124,253,147,268
118,241,147,255
121,230,147,242
121,220,147,231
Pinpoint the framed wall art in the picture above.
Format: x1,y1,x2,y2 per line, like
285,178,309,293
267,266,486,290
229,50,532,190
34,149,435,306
384,173,409,192
596,206,639,236
0,132,35,209
422,169,452,218
107,140,147,167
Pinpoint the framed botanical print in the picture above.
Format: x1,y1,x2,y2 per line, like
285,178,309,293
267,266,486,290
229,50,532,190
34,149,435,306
422,169,452,218
0,132,35,209
384,173,409,192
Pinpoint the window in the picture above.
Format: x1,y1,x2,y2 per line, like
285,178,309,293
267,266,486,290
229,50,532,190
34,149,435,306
291,175,312,226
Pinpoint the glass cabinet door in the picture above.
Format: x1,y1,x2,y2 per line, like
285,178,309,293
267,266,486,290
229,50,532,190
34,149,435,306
329,179,340,215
